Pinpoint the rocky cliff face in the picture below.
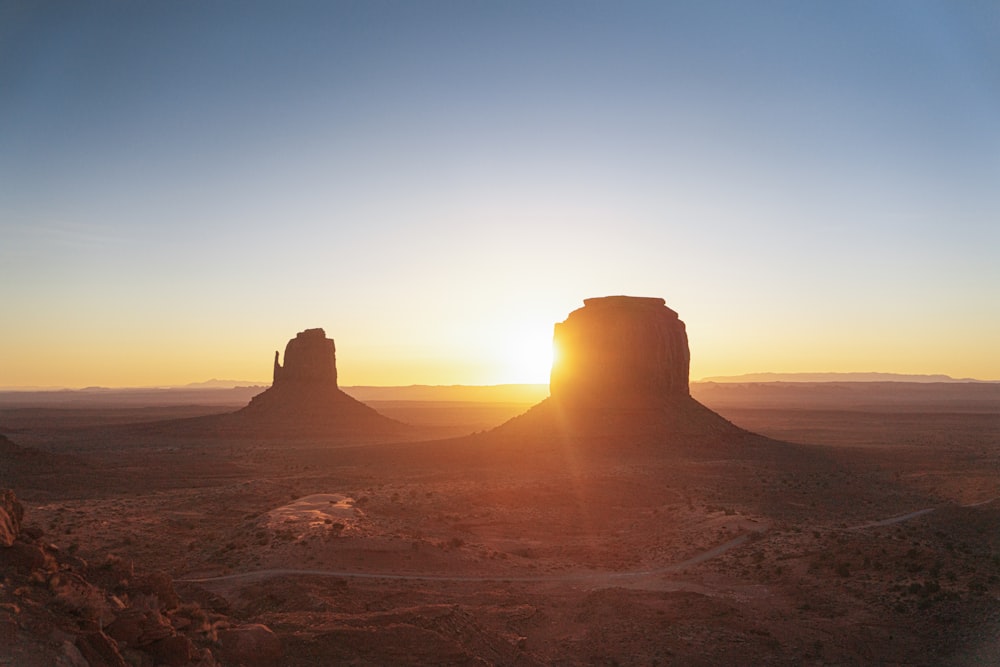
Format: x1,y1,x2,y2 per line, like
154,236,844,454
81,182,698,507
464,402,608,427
273,328,338,387
237,328,407,437
550,296,690,406
493,296,742,439
0,487,281,666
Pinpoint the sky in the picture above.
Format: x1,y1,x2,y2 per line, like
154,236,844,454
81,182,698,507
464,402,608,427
1,1,998,388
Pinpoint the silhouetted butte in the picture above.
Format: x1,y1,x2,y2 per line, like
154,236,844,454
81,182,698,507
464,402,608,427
495,296,747,438
235,328,407,437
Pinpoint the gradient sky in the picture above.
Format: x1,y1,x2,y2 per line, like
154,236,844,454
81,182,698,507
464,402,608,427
2,1,998,387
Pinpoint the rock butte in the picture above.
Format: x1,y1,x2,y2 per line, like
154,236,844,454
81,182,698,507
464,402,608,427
550,296,690,406
495,296,743,437
236,328,406,436
272,328,338,387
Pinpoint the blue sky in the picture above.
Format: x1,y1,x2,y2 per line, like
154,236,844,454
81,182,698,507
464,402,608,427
2,1,998,386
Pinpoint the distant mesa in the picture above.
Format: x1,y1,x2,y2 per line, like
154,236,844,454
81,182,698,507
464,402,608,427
234,328,407,437
697,371,990,384
272,328,338,387
496,296,743,438
550,296,690,406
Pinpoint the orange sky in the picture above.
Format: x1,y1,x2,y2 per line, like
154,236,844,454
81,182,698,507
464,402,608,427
2,4,998,388
2,292,997,388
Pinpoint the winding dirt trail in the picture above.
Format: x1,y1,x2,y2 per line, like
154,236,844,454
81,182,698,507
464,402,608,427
848,507,937,530
178,534,752,586
848,496,997,531
179,497,998,588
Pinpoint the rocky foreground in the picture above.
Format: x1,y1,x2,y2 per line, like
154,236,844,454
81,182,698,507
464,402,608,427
0,485,281,667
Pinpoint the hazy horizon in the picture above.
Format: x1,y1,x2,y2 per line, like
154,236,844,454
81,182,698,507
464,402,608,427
3,370,997,393
3,2,998,387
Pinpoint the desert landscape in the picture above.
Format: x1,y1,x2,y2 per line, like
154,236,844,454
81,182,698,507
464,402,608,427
1,297,997,666
5,3,998,665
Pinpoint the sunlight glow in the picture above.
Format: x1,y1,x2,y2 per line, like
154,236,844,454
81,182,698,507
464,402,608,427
498,326,554,384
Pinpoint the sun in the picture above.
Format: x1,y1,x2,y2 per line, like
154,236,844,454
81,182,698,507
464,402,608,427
499,325,554,384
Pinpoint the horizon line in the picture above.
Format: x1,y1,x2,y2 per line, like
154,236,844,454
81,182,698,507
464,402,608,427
2,371,998,392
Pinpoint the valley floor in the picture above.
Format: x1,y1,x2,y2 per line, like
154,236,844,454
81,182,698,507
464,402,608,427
1,384,997,665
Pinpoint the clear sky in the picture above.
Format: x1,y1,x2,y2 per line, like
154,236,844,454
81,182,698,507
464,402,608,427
2,1,998,388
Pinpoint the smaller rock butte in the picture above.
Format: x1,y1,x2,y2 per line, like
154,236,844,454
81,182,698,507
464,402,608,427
550,295,690,406
238,328,405,436
273,328,338,387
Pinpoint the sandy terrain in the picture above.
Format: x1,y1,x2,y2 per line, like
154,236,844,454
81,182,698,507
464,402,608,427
1,382,997,665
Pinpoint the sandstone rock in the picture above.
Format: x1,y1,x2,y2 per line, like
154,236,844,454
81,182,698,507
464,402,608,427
550,296,690,406
0,541,49,572
0,488,24,547
216,623,282,666
272,328,338,387
192,647,221,666
237,328,408,437
105,609,147,647
106,607,175,647
490,296,744,439
75,630,127,667
133,570,180,611
49,571,113,623
148,633,196,666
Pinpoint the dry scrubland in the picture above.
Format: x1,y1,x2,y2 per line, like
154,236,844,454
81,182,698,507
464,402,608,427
0,381,998,665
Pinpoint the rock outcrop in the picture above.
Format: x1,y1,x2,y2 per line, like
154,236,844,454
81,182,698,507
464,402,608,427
272,328,338,387
0,488,280,666
0,488,23,547
494,296,743,438
550,296,690,406
236,328,407,438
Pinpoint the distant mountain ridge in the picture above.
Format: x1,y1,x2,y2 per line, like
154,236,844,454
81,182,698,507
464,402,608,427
181,378,266,388
0,383,551,408
697,372,992,383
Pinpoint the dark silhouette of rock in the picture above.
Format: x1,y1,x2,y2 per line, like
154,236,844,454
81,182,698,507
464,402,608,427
550,296,690,406
236,328,408,437
494,296,744,439
272,328,338,386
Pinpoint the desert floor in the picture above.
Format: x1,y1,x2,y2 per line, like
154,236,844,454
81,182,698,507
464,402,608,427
1,383,998,665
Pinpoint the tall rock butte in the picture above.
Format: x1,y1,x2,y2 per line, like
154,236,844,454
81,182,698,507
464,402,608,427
550,296,690,406
237,328,406,436
494,296,742,438
272,328,338,387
